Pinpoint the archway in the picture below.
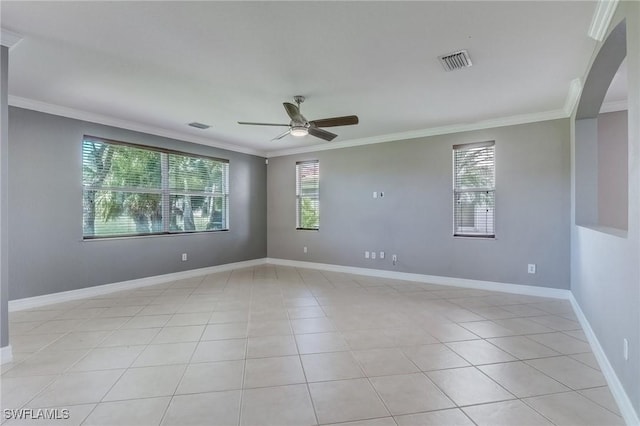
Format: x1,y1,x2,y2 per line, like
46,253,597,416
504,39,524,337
575,19,628,232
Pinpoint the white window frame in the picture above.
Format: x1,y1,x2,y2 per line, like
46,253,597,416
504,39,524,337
82,136,229,239
453,141,496,238
296,160,319,230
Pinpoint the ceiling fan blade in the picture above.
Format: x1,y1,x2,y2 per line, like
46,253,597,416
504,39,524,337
238,121,290,127
309,115,359,128
308,127,338,141
271,130,291,141
283,102,302,121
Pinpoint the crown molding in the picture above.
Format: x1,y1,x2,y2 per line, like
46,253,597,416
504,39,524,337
266,109,568,158
8,96,267,158
599,99,627,114
10,96,574,160
564,78,583,116
0,28,23,49
588,0,619,41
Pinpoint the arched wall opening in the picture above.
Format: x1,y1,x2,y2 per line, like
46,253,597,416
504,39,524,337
575,19,628,233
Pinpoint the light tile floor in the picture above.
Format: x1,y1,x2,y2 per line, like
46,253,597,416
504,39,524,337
0,265,625,426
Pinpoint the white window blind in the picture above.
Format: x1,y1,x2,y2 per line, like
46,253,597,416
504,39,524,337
296,160,319,230
82,136,229,238
453,141,495,237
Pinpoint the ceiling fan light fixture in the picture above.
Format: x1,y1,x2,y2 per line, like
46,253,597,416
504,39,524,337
290,126,308,137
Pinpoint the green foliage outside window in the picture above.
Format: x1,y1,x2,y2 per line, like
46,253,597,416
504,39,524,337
82,138,228,238
296,161,319,230
300,198,319,229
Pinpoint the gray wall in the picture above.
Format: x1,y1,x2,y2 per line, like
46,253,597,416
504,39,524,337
1,46,9,348
597,110,628,230
575,109,629,231
574,118,599,226
571,2,640,417
268,119,571,289
8,107,267,300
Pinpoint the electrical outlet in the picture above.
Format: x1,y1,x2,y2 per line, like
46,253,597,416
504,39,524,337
624,338,629,361
365,251,370,259
371,251,376,259
181,253,187,261
528,264,536,274
303,246,307,254
392,254,397,265
380,251,385,259
372,191,377,199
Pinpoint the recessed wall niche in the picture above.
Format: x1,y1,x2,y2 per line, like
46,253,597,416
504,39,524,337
575,19,628,233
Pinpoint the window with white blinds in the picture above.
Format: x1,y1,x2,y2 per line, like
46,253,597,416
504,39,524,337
82,136,229,239
296,160,319,230
453,141,495,238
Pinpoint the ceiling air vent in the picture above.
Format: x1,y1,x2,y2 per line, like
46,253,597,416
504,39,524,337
188,122,210,130
438,50,473,72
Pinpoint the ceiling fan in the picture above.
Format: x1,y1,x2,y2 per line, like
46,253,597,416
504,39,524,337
238,96,358,141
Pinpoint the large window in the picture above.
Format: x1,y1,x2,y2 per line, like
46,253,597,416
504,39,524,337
296,160,319,230
453,141,495,238
82,136,229,239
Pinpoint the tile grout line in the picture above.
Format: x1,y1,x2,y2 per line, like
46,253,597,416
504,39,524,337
283,268,321,426
4,265,622,425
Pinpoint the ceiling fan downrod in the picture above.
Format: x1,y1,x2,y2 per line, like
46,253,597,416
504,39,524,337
293,95,305,108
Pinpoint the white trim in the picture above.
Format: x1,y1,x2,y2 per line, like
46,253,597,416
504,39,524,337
8,258,266,312
1,345,13,365
8,257,572,312
266,109,568,158
5,256,637,422
265,258,570,299
569,294,639,426
0,28,22,49
564,78,583,116
588,0,620,41
600,100,628,114
268,257,637,420
8,96,267,158
9,95,570,160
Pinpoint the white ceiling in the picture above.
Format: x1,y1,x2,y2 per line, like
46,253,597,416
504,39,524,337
2,1,598,156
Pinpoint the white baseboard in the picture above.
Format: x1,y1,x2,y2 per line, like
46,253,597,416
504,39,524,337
5,256,636,423
7,257,569,313
268,258,638,422
8,258,267,312
569,295,640,426
265,258,570,300
1,344,13,365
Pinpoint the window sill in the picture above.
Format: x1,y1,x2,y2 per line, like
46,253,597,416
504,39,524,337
82,229,229,242
453,234,496,240
296,228,319,231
